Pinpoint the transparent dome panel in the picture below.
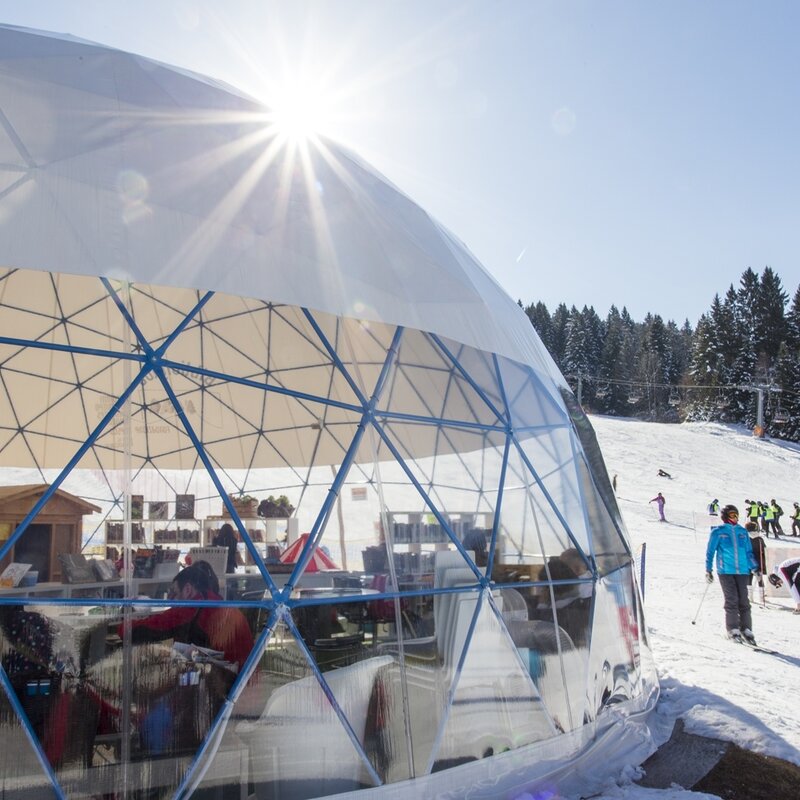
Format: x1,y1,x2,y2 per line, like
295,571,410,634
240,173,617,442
498,580,592,733
230,612,381,799
376,419,506,578
495,356,568,432
574,453,631,575
374,587,485,780
0,666,60,798
378,328,505,429
514,425,594,557
306,311,399,402
491,445,591,585
586,563,643,720
431,590,556,770
163,298,366,412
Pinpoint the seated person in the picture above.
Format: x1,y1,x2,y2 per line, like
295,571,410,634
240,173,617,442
529,553,592,647
558,548,593,599
119,560,254,671
462,529,488,567
117,561,255,755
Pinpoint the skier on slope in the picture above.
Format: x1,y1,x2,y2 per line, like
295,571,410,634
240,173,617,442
769,556,800,614
707,498,720,515
649,492,666,522
705,504,759,644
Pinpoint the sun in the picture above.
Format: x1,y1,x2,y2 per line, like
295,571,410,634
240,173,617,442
269,77,332,141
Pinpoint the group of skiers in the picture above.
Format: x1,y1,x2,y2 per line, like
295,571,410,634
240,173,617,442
705,503,800,646
707,497,800,537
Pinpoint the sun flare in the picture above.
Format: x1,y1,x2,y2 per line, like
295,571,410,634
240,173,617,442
269,78,332,141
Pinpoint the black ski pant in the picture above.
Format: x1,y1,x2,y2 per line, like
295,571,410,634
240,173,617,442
718,573,752,632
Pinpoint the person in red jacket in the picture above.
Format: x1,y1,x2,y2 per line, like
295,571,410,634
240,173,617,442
118,561,255,755
121,560,254,670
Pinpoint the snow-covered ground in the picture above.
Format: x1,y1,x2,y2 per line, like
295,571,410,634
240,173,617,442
587,416,800,799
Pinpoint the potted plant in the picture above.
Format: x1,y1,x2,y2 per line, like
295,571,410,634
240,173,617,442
225,493,259,517
257,495,295,518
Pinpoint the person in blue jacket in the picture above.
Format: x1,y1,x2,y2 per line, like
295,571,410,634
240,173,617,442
705,504,759,644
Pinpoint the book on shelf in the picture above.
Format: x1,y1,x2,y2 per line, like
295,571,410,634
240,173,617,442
175,494,195,520
0,562,32,587
91,558,120,582
148,501,168,520
58,553,97,584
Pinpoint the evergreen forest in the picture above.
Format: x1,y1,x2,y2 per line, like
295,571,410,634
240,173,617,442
522,267,800,442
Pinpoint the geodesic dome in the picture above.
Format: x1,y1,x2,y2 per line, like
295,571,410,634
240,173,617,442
0,25,658,800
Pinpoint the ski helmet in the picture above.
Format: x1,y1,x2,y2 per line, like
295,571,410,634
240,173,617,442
720,504,739,523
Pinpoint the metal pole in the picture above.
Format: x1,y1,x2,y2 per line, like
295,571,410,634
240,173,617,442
756,387,765,431
577,374,583,406
691,581,712,625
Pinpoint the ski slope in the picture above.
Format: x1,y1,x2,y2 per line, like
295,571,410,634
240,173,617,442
587,416,800,799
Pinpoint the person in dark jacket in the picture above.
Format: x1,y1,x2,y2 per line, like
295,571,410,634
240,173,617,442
705,505,759,644
212,522,242,574
745,521,766,604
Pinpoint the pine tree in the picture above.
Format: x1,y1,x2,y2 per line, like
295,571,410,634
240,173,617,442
564,306,589,377
600,306,632,415
687,314,719,420
525,301,552,353
785,285,800,352
773,341,800,441
755,267,788,363
550,303,570,370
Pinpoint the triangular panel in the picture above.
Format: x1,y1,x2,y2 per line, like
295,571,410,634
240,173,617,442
495,355,568,432
586,563,642,722
431,591,555,769
491,444,584,584
379,329,504,429
0,668,58,797
198,614,380,799
514,426,594,560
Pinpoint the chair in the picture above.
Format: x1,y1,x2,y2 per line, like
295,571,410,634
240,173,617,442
236,655,395,795
188,546,229,580
377,551,478,665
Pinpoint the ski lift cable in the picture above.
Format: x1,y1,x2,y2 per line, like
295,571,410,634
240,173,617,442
564,373,795,395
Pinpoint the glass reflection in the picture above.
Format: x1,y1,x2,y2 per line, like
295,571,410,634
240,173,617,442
433,592,555,768
496,582,591,733
587,564,643,719
0,672,59,797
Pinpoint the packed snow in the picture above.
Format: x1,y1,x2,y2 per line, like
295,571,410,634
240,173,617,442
586,416,800,799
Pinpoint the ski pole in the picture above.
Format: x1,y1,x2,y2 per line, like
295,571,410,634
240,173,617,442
691,580,712,625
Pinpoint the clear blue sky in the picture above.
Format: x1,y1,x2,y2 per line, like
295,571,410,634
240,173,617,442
2,0,799,324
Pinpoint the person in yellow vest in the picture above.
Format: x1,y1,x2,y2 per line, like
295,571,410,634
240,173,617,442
763,502,776,538
747,500,760,527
